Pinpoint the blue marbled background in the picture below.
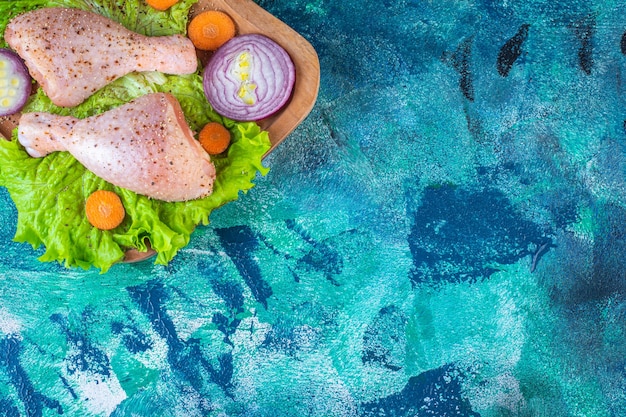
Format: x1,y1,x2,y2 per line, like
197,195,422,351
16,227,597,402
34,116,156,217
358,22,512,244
1,0,626,415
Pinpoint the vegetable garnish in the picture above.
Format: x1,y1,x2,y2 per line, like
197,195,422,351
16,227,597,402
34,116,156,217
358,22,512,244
0,73,270,272
0,0,272,272
188,10,236,51
85,190,126,230
199,122,231,155
0,48,31,117
145,0,180,11
203,33,296,121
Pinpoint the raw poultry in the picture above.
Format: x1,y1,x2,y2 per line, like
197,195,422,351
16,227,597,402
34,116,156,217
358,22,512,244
18,93,216,202
5,7,198,107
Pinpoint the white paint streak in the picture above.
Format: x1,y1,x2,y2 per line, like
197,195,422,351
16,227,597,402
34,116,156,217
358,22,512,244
135,332,169,370
0,307,22,336
180,248,216,257
73,372,126,416
494,287,525,366
468,371,527,413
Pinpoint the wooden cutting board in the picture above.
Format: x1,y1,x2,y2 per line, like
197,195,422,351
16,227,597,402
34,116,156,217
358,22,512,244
0,0,320,263
191,0,320,153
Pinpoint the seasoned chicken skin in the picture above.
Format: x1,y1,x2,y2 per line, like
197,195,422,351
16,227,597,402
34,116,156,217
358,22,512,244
5,7,197,107
18,93,216,202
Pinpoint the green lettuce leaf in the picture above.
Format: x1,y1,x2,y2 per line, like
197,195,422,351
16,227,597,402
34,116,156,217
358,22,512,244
0,1,271,272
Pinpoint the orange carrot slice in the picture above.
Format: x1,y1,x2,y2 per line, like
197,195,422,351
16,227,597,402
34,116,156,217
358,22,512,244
188,10,236,51
85,190,126,230
198,122,231,155
145,0,179,11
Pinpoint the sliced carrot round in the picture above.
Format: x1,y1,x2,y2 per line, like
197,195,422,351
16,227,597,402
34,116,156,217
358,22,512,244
188,10,236,51
145,0,179,11
85,190,126,230
198,122,231,155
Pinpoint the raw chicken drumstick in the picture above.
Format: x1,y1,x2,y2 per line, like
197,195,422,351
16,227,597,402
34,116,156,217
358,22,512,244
5,7,198,107
18,93,216,202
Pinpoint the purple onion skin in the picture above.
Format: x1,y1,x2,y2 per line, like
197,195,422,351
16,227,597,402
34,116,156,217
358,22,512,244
203,34,296,121
0,48,31,117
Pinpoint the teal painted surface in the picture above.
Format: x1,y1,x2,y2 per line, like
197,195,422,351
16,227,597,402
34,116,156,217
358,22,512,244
1,0,626,415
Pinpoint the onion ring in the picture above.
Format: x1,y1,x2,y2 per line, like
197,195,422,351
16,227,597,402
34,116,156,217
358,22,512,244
203,34,296,121
0,48,31,117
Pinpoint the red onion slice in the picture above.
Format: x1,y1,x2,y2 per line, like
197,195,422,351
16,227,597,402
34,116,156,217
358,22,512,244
0,48,31,117
203,34,296,121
